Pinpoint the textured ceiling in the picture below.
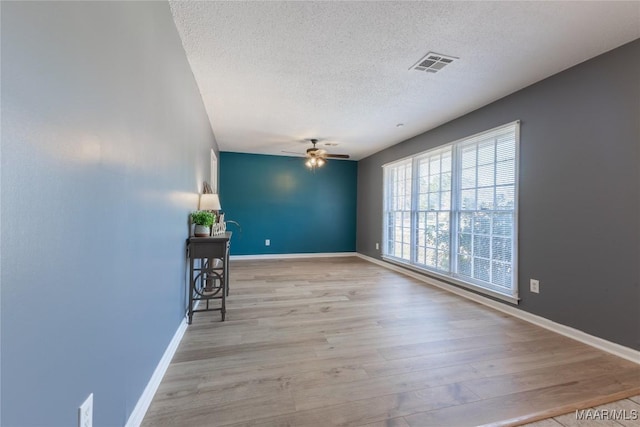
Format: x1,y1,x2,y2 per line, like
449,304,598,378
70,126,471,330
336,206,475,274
170,1,640,160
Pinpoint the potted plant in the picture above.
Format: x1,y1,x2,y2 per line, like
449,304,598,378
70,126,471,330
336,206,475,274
191,210,216,237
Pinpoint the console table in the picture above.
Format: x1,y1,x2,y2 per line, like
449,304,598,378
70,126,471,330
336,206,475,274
186,232,232,324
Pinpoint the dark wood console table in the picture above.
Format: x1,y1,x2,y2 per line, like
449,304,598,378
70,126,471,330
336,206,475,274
186,232,232,324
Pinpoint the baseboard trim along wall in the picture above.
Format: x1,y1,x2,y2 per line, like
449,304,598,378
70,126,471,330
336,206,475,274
356,253,640,365
230,252,357,260
125,318,188,427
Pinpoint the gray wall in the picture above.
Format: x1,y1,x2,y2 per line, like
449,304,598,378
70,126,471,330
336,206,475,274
1,2,217,425
357,39,640,350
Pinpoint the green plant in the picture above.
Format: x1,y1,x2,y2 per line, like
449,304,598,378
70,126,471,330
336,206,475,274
191,210,215,227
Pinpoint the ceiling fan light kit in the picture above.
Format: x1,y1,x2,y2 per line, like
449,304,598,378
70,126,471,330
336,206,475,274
298,138,350,170
305,156,325,169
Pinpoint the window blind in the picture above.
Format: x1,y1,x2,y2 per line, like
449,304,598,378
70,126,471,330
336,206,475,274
382,122,519,299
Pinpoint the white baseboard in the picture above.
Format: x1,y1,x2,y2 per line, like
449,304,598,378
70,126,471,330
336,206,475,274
231,252,357,260
125,318,188,427
356,253,640,365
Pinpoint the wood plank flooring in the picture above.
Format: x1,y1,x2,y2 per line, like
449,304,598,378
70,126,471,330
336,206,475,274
142,257,640,427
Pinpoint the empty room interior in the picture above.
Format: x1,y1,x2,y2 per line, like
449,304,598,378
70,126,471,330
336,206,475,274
1,1,640,426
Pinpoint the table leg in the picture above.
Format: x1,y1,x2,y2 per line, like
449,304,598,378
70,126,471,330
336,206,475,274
188,258,195,324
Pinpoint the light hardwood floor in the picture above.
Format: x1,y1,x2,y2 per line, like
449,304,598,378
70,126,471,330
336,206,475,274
142,257,640,427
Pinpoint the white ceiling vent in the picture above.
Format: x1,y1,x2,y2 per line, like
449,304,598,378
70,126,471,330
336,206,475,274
411,52,458,73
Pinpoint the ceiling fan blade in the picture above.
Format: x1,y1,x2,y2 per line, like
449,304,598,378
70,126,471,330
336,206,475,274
326,153,350,159
281,150,303,155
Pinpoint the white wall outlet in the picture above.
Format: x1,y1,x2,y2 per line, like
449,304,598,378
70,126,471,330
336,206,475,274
530,279,540,294
375,242,380,250
265,239,270,246
78,393,93,427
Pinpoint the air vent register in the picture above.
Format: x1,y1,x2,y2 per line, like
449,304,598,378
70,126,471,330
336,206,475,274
411,52,457,73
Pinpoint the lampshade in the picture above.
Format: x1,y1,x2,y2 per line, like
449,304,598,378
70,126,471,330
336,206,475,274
199,193,221,211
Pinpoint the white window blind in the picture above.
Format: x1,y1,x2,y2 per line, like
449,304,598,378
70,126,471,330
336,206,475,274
383,160,412,261
416,147,452,272
382,122,519,300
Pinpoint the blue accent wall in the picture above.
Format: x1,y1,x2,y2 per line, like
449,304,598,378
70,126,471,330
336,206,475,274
1,2,216,425
220,152,357,255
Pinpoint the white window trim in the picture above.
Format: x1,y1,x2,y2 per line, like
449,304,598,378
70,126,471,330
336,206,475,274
381,255,520,304
382,121,520,303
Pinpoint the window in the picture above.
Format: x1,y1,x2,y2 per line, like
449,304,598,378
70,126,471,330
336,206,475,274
383,160,412,261
383,122,519,301
416,147,452,272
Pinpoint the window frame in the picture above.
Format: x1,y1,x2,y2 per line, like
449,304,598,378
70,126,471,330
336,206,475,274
382,159,413,262
381,121,520,303
413,146,454,273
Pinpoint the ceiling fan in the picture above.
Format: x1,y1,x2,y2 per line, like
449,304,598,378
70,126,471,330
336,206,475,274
283,139,350,169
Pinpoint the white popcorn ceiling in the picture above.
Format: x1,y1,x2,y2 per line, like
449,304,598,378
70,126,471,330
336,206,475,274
170,1,639,160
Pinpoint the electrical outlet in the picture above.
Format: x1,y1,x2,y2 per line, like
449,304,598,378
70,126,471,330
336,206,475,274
375,242,380,250
78,393,93,427
530,279,540,294
265,239,270,246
